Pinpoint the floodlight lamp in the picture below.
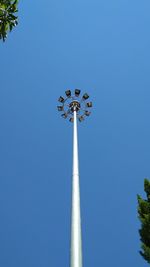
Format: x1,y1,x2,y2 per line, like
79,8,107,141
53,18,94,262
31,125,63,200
57,106,64,111
75,89,81,97
61,113,68,119
65,90,71,97
85,110,91,116
78,116,84,122
58,96,65,103
86,102,92,108
82,93,89,100
69,118,74,123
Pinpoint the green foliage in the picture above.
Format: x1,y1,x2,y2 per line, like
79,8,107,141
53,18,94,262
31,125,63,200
0,0,18,41
137,179,150,264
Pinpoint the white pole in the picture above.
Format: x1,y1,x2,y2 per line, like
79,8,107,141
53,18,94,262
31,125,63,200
70,110,83,267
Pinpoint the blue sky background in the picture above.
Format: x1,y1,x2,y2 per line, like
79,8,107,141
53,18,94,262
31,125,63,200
0,0,150,266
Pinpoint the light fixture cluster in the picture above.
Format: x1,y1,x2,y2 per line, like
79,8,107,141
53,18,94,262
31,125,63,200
57,89,92,122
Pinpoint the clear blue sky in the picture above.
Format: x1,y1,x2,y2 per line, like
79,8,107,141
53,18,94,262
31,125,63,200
0,0,150,266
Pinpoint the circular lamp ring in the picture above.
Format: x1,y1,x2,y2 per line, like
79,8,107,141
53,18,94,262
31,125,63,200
57,89,92,122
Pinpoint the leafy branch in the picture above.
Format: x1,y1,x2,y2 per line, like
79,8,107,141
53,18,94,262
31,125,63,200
0,0,18,41
137,179,150,264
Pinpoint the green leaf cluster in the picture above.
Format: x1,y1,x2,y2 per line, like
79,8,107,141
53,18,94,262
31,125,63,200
0,0,18,41
137,179,150,264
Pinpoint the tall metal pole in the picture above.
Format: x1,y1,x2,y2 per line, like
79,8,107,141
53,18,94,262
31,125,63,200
57,89,92,267
71,110,82,267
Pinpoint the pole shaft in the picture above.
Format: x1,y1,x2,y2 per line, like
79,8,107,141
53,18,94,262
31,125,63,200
70,110,83,267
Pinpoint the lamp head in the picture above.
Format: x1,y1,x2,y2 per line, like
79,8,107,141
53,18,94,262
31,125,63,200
57,106,64,111
57,89,92,122
82,93,89,100
58,96,65,103
65,90,71,97
75,89,81,97
86,102,92,108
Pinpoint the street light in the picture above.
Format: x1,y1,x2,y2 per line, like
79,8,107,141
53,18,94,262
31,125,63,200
86,101,92,108
78,115,85,122
57,90,92,122
65,89,71,97
75,89,81,97
84,110,91,116
57,106,64,111
58,96,65,103
57,89,92,267
61,113,68,119
82,93,89,100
